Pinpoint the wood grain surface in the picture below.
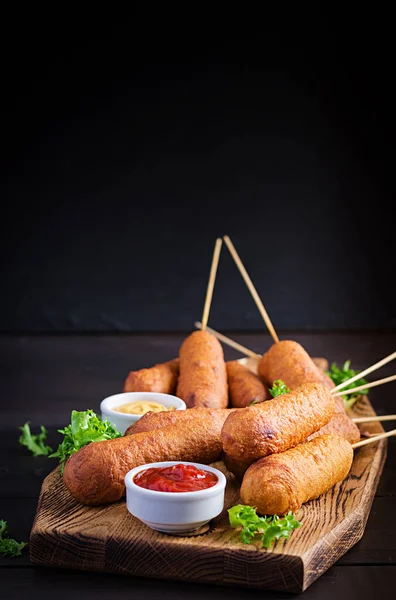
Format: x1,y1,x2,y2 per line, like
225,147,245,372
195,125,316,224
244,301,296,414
1,333,396,600
30,393,387,593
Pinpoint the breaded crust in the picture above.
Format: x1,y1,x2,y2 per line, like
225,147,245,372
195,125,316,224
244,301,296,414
312,357,329,372
124,407,235,436
259,340,334,390
221,383,334,461
226,361,270,408
240,434,353,515
176,331,228,408
222,452,254,482
63,409,230,505
308,412,361,444
123,358,179,394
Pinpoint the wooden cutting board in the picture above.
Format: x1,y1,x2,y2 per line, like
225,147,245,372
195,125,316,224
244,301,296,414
29,383,387,593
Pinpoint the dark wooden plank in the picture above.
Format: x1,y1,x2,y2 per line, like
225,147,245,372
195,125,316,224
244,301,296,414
2,492,396,571
1,566,396,600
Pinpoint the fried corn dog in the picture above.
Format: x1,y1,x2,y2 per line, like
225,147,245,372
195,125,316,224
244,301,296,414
125,407,235,436
176,330,228,408
221,383,335,461
226,361,270,408
123,358,179,394
309,412,360,444
259,340,334,390
240,434,353,515
259,340,360,439
63,408,230,505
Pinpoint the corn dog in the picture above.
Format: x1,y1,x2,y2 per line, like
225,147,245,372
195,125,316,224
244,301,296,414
221,383,335,461
226,361,270,408
177,330,228,408
240,434,353,515
125,407,235,436
63,408,230,505
123,359,179,394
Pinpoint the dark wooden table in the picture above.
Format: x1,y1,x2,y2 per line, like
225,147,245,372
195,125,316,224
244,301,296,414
1,332,395,599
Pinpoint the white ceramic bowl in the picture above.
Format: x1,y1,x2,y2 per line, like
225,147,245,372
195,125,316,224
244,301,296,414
124,461,226,533
100,392,186,434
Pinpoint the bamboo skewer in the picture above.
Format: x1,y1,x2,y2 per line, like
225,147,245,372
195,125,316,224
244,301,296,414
223,235,280,344
352,428,396,449
194,322,261,359
353,414,396,424
332,351,396,393
332,374,396,397
201,238,223,331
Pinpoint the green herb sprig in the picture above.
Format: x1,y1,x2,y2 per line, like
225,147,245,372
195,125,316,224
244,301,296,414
249,379,290,406
19,423,53,457
0,520,27,557
228,504,301,548
50,410,122,473
269,380,290,398
327,360,368,409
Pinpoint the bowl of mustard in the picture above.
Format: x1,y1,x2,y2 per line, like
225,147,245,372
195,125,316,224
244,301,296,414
100,392,186,434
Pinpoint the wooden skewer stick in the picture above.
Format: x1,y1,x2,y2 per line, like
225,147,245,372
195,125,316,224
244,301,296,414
352,428,396,449
332,351,396,393
194,322,261,360
332,374,396,396
201,238,223,331
353,414,396,424
223,235,280,344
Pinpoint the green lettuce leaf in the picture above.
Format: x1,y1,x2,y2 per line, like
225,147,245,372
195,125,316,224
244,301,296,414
0,520,27,557
50,409,122,473
228,504,301,549
19,423,53,457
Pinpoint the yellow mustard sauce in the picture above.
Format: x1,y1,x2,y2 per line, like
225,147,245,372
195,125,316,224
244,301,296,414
114,401,176,415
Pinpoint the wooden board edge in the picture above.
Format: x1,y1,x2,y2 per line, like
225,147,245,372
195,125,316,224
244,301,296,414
301,437,388,591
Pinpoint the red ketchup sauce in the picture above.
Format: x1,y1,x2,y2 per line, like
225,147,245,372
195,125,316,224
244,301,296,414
133,464,218,492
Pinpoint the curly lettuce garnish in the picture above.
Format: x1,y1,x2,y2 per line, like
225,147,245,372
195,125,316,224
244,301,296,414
228,504,301,548
19,423,53,457
0,520,27,557
50,410,122,473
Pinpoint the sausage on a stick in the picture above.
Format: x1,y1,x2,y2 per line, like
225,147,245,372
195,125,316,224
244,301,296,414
240,433,353,515
64,408,231,505
125,407,235,436
123,359,179,394
227,361,270,408
221,383,335,461
176,330,228,408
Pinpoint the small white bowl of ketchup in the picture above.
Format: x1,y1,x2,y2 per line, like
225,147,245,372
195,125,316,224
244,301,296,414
100,392,186,434
124,461,226,533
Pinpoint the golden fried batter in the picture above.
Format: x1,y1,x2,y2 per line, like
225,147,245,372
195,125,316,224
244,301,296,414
176,330,228,408
63,408,230,505
125,407,235,436
312,357,329,373
240,434,353,515
222,452,254,482
123,358,179,394
309,412,360,444
259,340,334,390
226,361,270,408
221,383,334,461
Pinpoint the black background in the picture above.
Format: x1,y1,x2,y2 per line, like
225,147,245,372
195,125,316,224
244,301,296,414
2,25,395,333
